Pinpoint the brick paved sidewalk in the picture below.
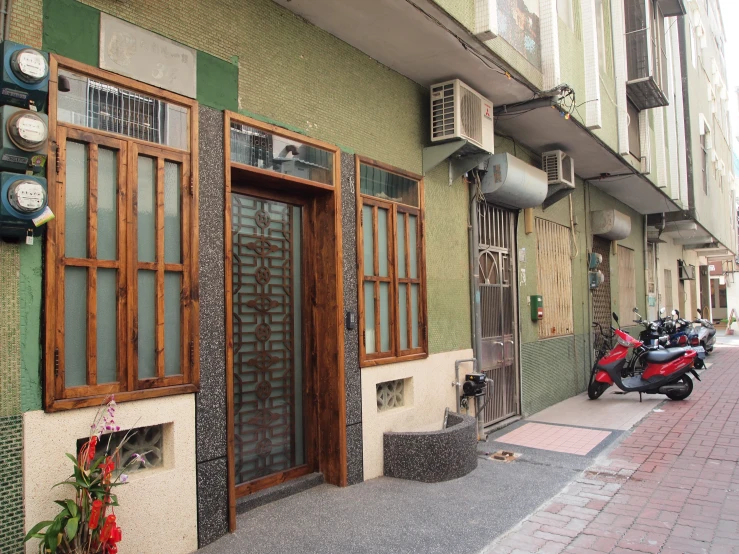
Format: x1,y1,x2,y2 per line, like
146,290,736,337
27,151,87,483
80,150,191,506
486,344,739,554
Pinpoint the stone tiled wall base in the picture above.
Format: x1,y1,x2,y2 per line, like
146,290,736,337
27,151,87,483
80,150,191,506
0,416,24,554
521,334,590,417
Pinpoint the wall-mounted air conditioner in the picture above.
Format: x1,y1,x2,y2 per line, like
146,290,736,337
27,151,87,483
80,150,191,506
430,79,493,153
541,150,576,208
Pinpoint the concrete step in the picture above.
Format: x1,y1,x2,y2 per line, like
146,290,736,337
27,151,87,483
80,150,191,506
236,472,324,515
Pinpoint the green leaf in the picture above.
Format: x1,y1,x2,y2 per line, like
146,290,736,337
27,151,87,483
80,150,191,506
65,517,79,541
65,500,78,518
65,453,78,465
23,521,53,542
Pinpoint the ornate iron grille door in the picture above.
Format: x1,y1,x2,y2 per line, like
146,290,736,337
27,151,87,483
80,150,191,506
231,194,305,486
476,202,519,426
591,237,612,330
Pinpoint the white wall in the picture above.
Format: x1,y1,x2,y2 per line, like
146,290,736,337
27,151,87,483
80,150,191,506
361,349,474,480
24,394,197,554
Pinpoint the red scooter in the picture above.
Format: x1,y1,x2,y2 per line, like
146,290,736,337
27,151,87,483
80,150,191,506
588,312,700,401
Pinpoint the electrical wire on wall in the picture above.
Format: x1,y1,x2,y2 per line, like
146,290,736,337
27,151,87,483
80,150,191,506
569,194,580,260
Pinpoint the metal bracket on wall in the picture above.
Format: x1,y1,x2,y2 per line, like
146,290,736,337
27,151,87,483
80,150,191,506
422,139,492,186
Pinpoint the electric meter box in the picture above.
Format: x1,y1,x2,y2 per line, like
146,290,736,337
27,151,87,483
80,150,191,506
0,105,48,172
0,41,50,110
530,295,543,321
0,172,48,238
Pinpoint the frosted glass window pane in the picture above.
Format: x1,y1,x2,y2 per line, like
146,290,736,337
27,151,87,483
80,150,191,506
409,215,418,279
380,282,390,352
164,162,181,263
292,206,304,465
138,270,156,378
364,282,375,354
97,148,117,260
65,141,88,259
378,208,388,277
164,272,181,376
411,284,420,348
359,164,419,207
64,267,87,387
362,205,374,276
397,213,406,278
97,269,117,384
137,157,156,262
399,283,408,350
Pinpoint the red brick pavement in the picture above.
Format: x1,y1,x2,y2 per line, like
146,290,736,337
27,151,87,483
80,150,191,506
487,344,739,554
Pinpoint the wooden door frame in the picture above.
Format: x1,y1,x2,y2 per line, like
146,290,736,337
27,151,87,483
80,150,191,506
224,112,346,532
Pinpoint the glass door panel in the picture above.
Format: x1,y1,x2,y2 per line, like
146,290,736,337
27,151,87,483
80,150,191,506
231,193,305,485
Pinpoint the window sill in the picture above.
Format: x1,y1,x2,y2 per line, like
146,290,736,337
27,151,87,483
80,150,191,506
44,383,199,413
360,352,428,368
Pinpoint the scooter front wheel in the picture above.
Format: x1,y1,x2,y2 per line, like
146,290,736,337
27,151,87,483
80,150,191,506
665,375,693,401
588,380,610,400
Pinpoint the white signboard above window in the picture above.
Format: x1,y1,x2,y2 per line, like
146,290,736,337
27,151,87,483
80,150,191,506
99,14,197,98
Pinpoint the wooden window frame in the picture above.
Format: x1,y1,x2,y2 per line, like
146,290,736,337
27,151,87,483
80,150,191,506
355,155,427,367
44,55,200,412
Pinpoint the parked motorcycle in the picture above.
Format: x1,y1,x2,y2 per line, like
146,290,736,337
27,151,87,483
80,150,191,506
588,311,701,401
694,308,717,354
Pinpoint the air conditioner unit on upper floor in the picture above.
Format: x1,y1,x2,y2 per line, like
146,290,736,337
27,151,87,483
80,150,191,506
541,150,576,208
430,79,493,153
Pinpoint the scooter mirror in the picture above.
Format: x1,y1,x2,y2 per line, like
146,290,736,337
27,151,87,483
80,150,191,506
633,307,639,313
697,308,702,316
660,307,666,315
612,312,619,323
671,310,677,317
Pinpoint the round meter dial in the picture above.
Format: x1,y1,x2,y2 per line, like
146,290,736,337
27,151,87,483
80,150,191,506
10,48,49,84
8,179,46,213
7,110,48,151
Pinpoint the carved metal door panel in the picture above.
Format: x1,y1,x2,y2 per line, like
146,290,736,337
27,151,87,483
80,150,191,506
476,202,519,425
231,193,305,486
591,237,612,330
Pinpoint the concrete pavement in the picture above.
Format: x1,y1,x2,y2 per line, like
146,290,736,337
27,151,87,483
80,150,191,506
199,339,739,554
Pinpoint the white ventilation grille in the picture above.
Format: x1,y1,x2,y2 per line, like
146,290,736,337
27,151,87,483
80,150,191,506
431,82,455,140
542,150,575,187
460,87,482,145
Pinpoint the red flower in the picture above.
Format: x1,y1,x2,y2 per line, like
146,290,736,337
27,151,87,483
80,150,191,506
87,436,98,461
89,499,103,529
111,526,122,543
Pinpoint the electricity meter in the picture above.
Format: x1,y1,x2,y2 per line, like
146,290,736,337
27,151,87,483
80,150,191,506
0,172,48,238
8,179,45,212
0,105,48,172
10,48,48,85
0,41,50,110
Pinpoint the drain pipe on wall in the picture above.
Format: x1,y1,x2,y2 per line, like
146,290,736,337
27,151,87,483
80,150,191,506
468,175,484,362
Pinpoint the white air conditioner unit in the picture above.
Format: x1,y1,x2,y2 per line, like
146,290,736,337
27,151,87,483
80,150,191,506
541,150,575,208
430,79,494,153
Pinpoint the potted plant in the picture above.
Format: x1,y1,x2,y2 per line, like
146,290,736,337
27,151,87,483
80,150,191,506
25,397,146,554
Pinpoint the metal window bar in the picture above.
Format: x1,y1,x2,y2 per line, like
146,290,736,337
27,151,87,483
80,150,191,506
86,79,164,144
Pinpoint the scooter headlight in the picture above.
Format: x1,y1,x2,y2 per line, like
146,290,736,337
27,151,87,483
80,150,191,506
617,335,632,347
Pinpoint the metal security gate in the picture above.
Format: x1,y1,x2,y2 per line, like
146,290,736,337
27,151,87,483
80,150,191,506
591,237,612,330
476,202,519,426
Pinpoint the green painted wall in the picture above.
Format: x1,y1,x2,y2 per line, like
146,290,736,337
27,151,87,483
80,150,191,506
20,242,43,412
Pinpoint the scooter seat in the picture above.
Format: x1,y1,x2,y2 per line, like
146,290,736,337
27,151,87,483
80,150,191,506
644,348,688,363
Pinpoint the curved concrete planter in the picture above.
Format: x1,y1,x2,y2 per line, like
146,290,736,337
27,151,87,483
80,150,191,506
383,412,478,482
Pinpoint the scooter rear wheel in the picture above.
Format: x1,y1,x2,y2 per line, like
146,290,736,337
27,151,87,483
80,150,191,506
665,375,693,401
588,380,610,400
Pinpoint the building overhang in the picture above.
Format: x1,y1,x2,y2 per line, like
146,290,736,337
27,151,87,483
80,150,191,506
657,0,687,17
647,213,735,255
272,0,680,215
